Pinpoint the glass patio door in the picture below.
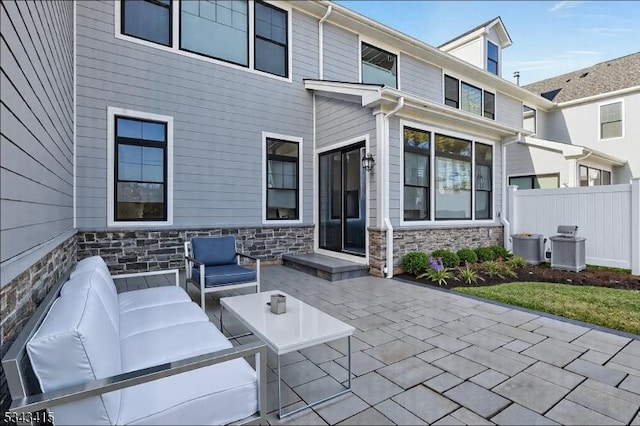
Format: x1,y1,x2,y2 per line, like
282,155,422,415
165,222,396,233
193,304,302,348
319,144,366,255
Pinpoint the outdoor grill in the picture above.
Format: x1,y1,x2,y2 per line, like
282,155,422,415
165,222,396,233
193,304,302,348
550,225,586,272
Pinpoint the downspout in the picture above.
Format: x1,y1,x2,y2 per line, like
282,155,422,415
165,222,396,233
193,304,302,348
318,5,332,80
382,97,404,278
501,132,522,251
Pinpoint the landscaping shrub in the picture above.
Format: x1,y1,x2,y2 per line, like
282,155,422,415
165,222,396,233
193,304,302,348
475,247,497,262
417,257,457,286
457,248,478,265
430,249,460,269
489,245,510,260
402,251,429,275
506,255,527,269
459,264,485,285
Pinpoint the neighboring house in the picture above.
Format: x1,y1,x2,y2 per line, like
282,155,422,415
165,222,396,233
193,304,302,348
1,2,551,407
505,53,640,188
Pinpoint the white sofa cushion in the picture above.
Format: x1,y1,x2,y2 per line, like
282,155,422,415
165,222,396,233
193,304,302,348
120,321,231,373
61,270,119,332
72,256,116,293
118,358,258,425
119,302,209,339
118,286,191,313
27,289,121,425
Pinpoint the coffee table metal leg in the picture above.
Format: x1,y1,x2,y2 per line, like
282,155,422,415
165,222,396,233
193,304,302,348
277,335,353,419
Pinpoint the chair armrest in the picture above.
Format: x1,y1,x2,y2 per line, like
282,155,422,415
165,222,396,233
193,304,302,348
9,341,267,414
236,253,259,262
185,255,205,266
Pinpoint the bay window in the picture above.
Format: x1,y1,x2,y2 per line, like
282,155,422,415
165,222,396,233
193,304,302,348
403,125,493,222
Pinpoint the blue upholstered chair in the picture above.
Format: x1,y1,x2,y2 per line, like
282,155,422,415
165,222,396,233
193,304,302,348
184,236,260,310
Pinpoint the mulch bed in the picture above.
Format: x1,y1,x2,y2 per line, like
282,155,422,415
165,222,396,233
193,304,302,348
397,263,640,291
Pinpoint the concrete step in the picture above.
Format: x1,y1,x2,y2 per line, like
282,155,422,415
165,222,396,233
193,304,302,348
282,253,369,281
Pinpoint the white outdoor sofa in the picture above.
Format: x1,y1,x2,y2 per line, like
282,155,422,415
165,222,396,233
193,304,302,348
2,256,266,425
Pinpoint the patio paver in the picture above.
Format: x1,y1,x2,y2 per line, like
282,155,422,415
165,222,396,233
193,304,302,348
195,266,640,425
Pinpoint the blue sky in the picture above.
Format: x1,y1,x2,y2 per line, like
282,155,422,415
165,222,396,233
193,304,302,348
336,1,640,85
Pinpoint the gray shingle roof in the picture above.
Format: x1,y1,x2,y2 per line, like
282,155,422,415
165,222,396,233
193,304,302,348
523,52,640,103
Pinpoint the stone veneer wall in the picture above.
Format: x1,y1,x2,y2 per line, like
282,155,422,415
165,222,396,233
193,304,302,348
368,228,386,277
392,225,504,274
0,235,77,412
76,226,315,274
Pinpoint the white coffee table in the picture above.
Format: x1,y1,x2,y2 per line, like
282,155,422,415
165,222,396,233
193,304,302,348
220,290,355,419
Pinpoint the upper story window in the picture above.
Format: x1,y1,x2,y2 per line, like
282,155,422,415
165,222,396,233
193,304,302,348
118,0,290,80
361,42,397,88
523,105,536,134
180,0,249,66
122,0,172,46
461,82,482,115
487,41,499,75
600,101,622,139
255,1,288,77
483,91,495,120
444,75,459,108
445,75,494,120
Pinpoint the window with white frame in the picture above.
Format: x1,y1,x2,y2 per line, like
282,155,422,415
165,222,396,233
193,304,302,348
361,42,397,88
107,108,173,226
444,75,494,119
509,174,559,190
487,41,499,75
265,136,300,220
403,125,493,222
122,0,172,46
119,0,290,79
600,101,622,139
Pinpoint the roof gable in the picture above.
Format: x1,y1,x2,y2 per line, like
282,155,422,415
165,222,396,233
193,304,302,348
439,17,512,51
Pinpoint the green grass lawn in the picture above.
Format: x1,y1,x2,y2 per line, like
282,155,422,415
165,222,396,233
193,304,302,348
454,282,640,335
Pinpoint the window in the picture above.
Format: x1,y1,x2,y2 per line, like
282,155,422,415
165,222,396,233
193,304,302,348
461,82,482,116
509,174,559,190
600,102,622,139
361,42,397,88
255,1,288,77
180,0,248,66
487,41,499,75
266,138,299,220
114,117,167,221
475,143,492,219
435,135,472,220
523,105,536,133
483,91,495,120
403,127,430,221
444,75,459,108
579,165,611,186
122,0,172,46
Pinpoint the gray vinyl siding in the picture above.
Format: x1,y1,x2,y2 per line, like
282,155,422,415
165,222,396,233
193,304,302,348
399,53,442,103
323,23,359,82
75,1,318,229
315,95,377,224
0,1,74,271
496,92,523,129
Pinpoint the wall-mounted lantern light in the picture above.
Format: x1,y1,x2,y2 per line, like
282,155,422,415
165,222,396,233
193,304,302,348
362,153,375,172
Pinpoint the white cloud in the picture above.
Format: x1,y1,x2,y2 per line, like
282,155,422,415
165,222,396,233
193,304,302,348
578,27,634,36
548,1,582,12
564,50,601,55
505,60,555,72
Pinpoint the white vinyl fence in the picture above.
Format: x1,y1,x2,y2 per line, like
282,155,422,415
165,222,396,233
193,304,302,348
507,179,639,275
